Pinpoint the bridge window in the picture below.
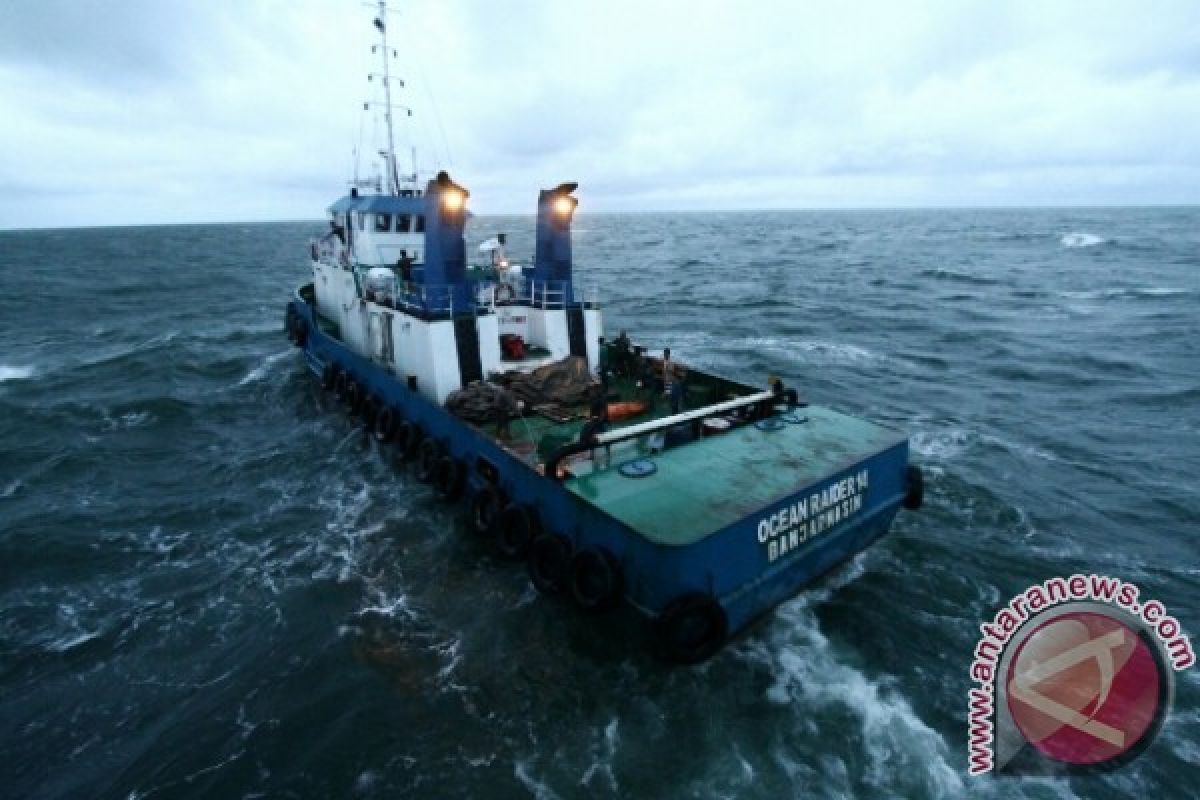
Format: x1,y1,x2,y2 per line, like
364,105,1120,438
415,215,425,233
374,213,392,232
397,214,412,233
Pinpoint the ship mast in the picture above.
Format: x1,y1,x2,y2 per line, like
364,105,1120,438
373,1,403,194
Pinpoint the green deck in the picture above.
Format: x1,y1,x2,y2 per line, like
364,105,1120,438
562,406,906,546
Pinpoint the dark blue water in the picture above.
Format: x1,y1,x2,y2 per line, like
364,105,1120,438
2,209,1198,799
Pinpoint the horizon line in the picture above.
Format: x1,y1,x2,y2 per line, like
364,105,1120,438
3,202,1198,233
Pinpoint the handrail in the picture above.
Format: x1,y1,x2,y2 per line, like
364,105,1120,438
592,391,776,446
544,389,794,481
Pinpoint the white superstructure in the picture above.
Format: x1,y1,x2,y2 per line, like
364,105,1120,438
307,3,600,405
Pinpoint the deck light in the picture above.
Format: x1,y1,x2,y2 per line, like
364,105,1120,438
553,195,574,216
442,189,465,212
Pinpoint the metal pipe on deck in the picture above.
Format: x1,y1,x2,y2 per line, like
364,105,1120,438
592,390,776,446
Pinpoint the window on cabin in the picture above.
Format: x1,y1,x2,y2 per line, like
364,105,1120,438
375,213,391,232
415,215,426,233
357,212,365,231
397,215,412,233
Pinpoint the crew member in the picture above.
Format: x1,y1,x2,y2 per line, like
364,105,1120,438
579,396,610,467
396,250,415,299
611,330,633,376
490,233,508,271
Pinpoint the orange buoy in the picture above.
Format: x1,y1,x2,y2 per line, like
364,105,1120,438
607,401,648,421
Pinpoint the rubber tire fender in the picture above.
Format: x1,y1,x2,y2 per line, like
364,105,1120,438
345,380,365,416
374,406,398,443
434,456,466,501
527,533,573,594
494,504,538,559
903,465,924,511
361,394,382,429
321,362,339,391
470,485,503,535
569,546,623,613
291,316,307,348
416,438,443,483
656,592,728,665
394,421,419,460
284,307,297,341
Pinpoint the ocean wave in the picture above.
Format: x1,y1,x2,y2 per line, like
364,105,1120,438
1060,232,1106,248
0,365,35,382
911,427,974,461
741,336,883,367
918,268,1001,286
1058,287,1188,300
737,593,964,798
236,349,294,387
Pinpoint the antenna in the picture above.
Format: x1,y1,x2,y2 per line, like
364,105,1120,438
351,0,420,195
373,1,402,194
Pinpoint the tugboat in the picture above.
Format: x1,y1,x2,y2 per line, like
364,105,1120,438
284,3,923,664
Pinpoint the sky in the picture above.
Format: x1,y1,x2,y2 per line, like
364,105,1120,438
1,0,1198,228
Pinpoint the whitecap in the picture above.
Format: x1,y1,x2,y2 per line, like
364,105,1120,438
48,629,102,653
0,365,34,382
739,336,882,367
579,717,620,792
740,599,964,797
1060,232,1106,248
980,433,1059,463
910,427,974,461
104,410,153,431
514,760,561,800
237,349,294,386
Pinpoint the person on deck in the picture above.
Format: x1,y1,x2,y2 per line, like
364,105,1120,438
396,250,415,295
611,330,633,377
579,396,611,467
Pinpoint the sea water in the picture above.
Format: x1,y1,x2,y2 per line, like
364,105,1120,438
1,208,1198,798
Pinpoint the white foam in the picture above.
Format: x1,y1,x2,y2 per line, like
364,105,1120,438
580,717,620,792
740,337,881,367
910,427,973,461
514,760,561,800
237,349,293,386
738,594,964,797
1060,232,1106,248
47,629,102,653
1137,287,1188,296
0,365,34,382
980,433,1059,463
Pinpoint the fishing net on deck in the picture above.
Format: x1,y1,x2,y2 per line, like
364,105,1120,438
493,355,599,407
445,383,519,424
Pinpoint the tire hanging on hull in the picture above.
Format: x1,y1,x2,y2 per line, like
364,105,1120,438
416,438,443,483
470,485,503,535
528,533,573,594
494,504,538,559
434,456,466,500
655,592,728,665
569,546,622,612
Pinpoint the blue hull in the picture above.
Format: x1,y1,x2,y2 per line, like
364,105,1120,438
287,291,913,656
